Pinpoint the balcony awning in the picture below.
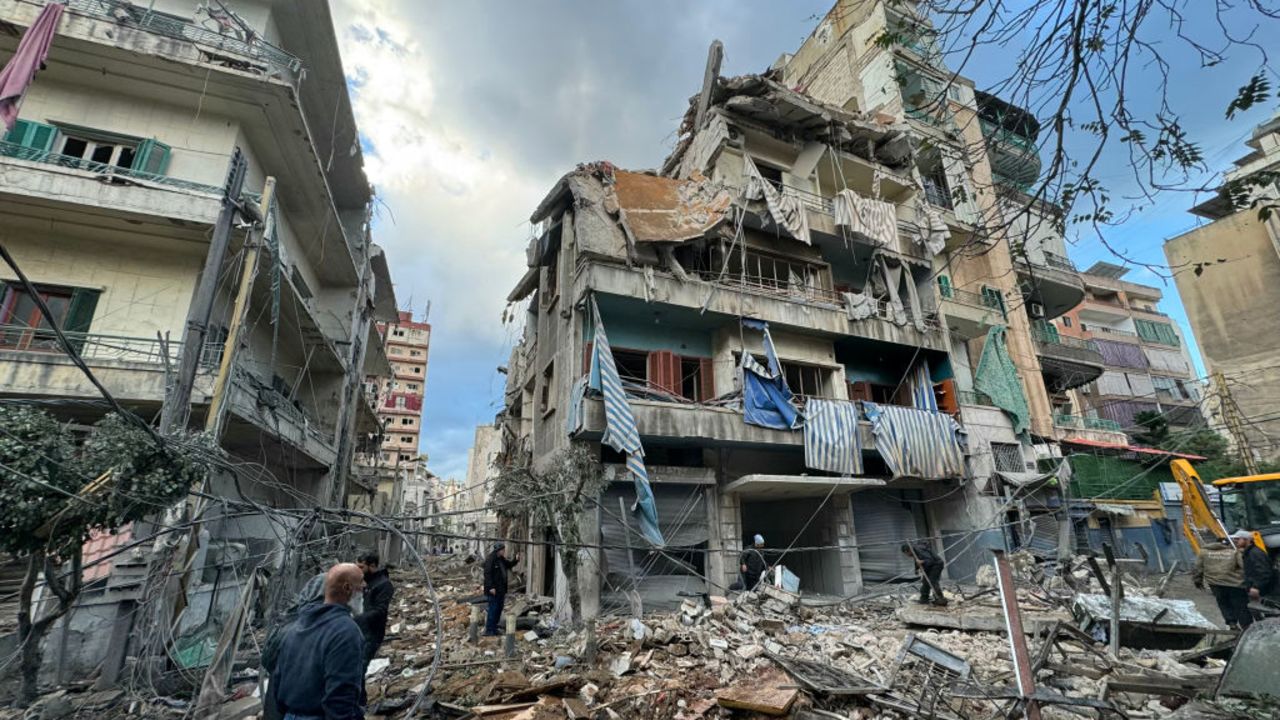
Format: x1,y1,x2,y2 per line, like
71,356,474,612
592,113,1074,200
1061,436,1206,461
724,474,885,499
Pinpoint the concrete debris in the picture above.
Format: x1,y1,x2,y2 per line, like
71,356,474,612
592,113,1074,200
8,558,1277,720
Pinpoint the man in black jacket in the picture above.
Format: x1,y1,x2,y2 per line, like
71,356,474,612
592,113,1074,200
354,552,394,667
272,563,366,720
903,541,948,606
483,542,519,636
1232,530,1274,627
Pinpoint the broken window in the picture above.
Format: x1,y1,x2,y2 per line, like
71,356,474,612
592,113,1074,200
611,348,649,385
540,361,555,415
605,345,714,402
917,152,953,209
783,362,828,400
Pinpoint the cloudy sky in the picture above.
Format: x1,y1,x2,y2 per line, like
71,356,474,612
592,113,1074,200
329,1,1276,480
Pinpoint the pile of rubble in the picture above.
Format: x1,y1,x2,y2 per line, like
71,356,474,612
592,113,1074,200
5,553,1277,719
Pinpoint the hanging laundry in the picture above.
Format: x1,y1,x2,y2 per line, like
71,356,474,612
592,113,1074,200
842,290,875,321
588,297,665,546
974,326,1031,435
832,190,898,248
863,401,965,480
740,318,802,430
565,376,589,436
917,207,950,256
0,2,64,131
742,155,811,245
803,399,863,475
878,257,908,326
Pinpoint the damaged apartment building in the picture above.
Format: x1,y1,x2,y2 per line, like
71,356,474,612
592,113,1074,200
500,1,1101,618
0,0,395,677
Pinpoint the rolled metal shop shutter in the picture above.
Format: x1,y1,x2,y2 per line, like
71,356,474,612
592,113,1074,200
851,491,921,582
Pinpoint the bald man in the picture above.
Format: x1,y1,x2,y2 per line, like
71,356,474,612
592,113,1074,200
272,563,366,720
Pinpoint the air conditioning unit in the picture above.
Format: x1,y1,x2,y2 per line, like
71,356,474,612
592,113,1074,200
1029,302,1046,318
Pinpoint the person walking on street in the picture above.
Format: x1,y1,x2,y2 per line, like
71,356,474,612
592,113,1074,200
272,563,366,720
262,570,328,720
1232,529,1274,627
354,552,395,668
483,542,519,636
732,534,770,591
902,541,948,606
1192,533,1248,629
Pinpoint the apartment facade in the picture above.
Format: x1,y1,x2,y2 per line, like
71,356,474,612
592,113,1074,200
497,1,1101,618
352,310,431,512
0,0,395,675
1051,262,1203,435
1165,113,1280,459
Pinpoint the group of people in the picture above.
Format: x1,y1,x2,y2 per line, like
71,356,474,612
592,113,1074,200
1193,529,1274,630
262,553,395,720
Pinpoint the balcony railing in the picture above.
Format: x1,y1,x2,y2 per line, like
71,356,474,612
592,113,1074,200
0,141,223,195
697,271,941,331
1041,252,1077,273
1093,326,1137,338
979,118,1039,154
905,105,957,131
0,324,222,368
59,0,303,87
1031,328,1098,352
939,283,1005,314
1054,414,1122,432
957,390,994,406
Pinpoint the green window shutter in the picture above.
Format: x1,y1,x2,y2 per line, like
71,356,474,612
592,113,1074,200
980,285,1006,314
937,274,952,298
3,119,59,152
63,289,100,353
135,139,172,175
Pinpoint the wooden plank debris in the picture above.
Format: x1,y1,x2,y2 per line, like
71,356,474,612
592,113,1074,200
715,669,798,716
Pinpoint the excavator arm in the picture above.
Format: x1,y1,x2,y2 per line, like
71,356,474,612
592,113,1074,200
1170,459,1228,555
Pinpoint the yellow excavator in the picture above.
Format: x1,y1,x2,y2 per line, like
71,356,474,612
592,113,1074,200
1170,459,1277,577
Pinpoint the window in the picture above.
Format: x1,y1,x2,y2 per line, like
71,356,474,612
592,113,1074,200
600,346,714,402
60,133,136,169
380,452,390,461
0,283,100,352
1135,319,1178,346
918,154,952,209
541,361,555,416
395,396,406,409
382,417,392,426
5,120,171,174
400,418,413,426
781,361,828,400
991,442,1026,473
542,249,560,307
1062,317,1073,328
394,329,405,338
611,348,649,384
410,350,422,357
412,366,422,374
755,161,784,185
407,383,418,391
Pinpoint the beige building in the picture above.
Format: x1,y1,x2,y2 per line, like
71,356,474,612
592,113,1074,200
459,424,502,556
0,0,395,676
498,0,1095,618
1165,113,1280,459
352,309,432,513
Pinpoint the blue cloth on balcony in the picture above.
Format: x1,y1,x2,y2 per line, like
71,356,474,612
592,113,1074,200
908,363,938,412
863,402,965,480
565,376,588,436
588,297,664,547
803,399,863,475
974,326,1030,435
740,319,801,431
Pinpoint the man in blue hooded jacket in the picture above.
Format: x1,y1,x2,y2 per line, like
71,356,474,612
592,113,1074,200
272,563,366,720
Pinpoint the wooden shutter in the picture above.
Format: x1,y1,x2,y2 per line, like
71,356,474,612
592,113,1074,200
647,351,680,395
934,379,959,415
63,289,100,353
582,341,594,374
4,119,59,152
698,358,715,401
847,380,873,402
135,138,172,175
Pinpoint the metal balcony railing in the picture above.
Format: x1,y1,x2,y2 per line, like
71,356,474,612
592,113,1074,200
60,0,303,86
0,141,223,195
979,118,1039,154
695,269,844,305
938,283,1005,314
1054,414,1122,431
0,324,222,368
1094,326,1137,338
749,177,833,213
1031,327,1098,352
1041,252,1077,273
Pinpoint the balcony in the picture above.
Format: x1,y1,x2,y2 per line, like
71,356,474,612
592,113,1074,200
1090,326,1138,342
0,325,219,404
1053,414,1122,432
1032,328,1105,392
579,260,949,352
980,118,1042,189
938,283,1005,340
0,141,224,225
1015,253,1085,320
50,0,302,87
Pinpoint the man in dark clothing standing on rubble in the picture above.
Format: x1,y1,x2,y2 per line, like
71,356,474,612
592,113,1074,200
1232,530,1274,626
354,552,394,668
273,563,365,720
483,542,519,636
903,541,948,606
731,534,770,591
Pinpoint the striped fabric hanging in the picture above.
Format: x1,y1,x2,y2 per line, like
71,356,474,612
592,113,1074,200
803,399,864,475
909,362,938,412
863,401,965,480
588,297,665,546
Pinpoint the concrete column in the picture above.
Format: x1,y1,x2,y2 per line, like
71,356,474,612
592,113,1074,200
718,491,742,590
705,486,726,594
834,495,862,597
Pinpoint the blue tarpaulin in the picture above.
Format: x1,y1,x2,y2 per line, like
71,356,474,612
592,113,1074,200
863,401,965,480
741,319,802,430
588,297,665,546
803,399,863,475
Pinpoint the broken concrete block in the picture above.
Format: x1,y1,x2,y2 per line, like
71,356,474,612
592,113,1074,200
523,631,539,642
365,657,390,677
630,618,649,640
708,638,729,650
736,644,764,660
609,652,632,677
715,670,798,716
